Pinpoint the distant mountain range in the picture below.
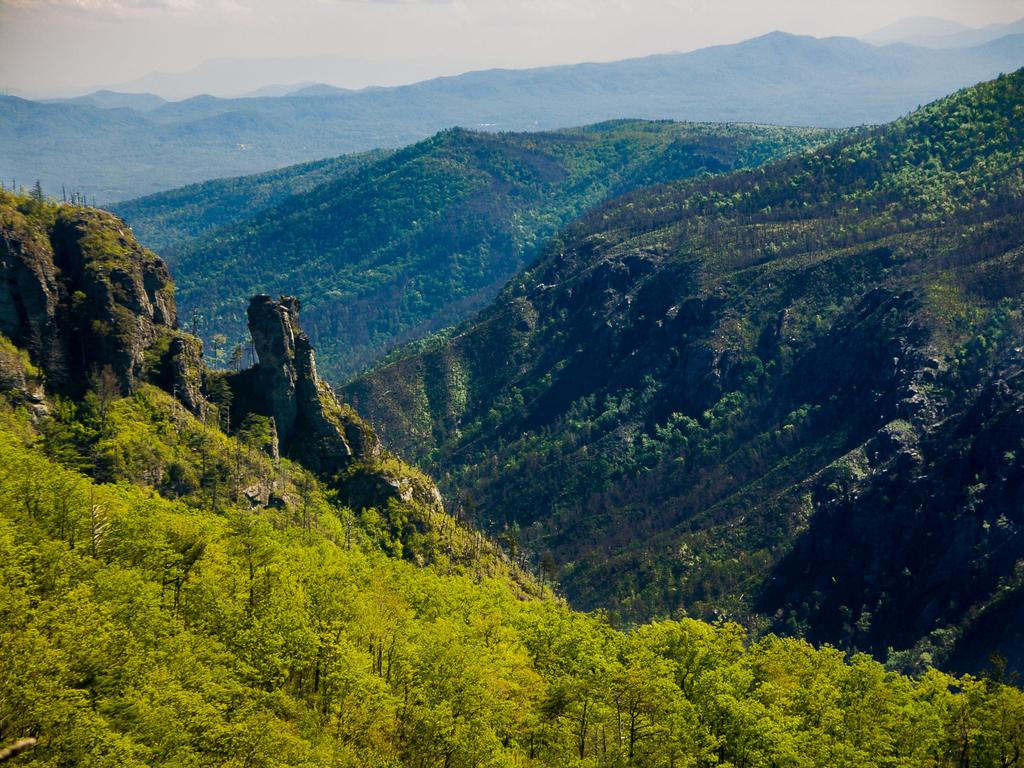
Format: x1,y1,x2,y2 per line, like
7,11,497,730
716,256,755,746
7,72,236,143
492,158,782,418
103,54,452,100
863,16,1024,49
861,16,973,45
42,90,168,112
4,31,1024,202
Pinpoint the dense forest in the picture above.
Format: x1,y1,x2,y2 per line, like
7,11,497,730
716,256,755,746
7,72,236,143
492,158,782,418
345,70,1024,671
116,121,833,379
111,149,390,255
2,189,1024,766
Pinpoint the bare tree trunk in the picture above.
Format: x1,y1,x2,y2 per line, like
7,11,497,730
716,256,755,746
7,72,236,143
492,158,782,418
0,739,37,763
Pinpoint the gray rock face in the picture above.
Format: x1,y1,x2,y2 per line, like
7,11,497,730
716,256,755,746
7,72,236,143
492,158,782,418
50,211,177,393
247,295,301,439
0,211,65,385
240,296,451,521
230,295,445,524
239,295,381,477
166,335,206,415
0,337,48,419
0,203,186,396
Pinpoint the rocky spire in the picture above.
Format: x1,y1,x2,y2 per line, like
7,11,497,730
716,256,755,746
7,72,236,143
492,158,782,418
246,294,302,439
242,295,381,476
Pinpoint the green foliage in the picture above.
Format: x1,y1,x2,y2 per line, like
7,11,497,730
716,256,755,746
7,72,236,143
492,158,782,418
118,121,833,379
112,150,390,255
345,71,1024,641
0,334,41,387
0,188,61,231
36,381,534,595
1,398,1023,766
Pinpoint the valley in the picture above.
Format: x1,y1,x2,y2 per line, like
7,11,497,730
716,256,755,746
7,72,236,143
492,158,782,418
3,8,1024,764
114,120,834,380
344,71,1024,672
1,187,1022,765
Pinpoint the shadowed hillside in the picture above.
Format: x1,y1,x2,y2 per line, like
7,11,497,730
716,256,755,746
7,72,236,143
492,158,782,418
345,71,1024,673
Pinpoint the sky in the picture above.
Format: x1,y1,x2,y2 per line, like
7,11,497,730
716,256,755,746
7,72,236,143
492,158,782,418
1,0,1023,97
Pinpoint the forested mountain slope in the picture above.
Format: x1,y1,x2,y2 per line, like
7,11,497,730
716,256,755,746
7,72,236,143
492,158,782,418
119,121,832,379
111,149,389,255
4,31,1024,201
4,194,1023,767
345,71,1024,672
4,366,1024,766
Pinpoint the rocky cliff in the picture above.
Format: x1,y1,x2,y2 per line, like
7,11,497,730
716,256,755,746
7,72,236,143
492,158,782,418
0,190,443,537
225,295,439,515
0,191,201,401
231,295,380,474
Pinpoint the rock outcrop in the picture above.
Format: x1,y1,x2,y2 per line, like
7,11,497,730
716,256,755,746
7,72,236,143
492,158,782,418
230,295,382,478
0,203,64,384
226,295,447,518
161,333,207,415
1,192,442,522
50,210,176,393
0,336,48,418
0,196,198,404
0,194,453,572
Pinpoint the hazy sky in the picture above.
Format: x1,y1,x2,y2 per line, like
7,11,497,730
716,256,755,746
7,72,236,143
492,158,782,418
1,0,1022,96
